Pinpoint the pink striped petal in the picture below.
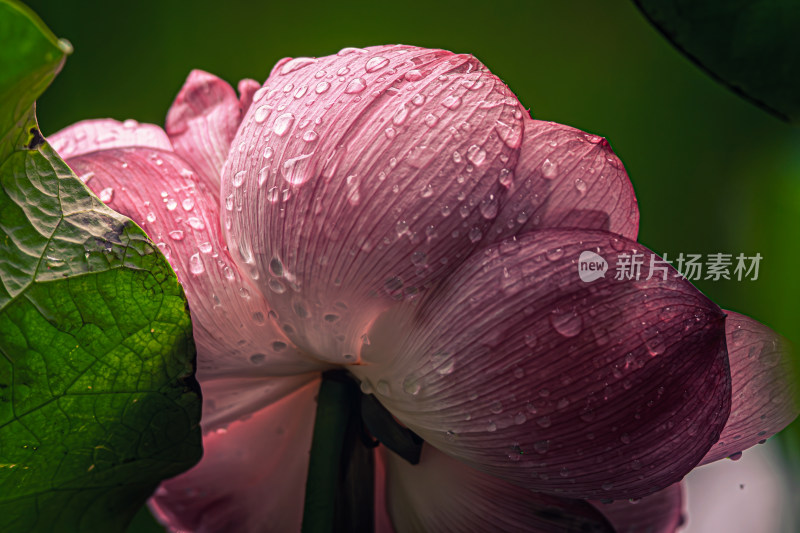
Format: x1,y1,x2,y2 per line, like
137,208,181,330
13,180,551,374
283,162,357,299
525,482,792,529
165,70,249,195
487,118,639,243
47,118,172,159
700,311,799,465
222,45,526,364
592,483,684,533
150,380,319,533
381,445,613,532
351,230,730,500
238,78,261,114
63,148,323,379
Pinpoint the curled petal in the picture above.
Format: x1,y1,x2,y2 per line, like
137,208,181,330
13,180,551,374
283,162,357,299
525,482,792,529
48,118,172,159
489,118,639,242
700,311,799,465
223,45,526,364
63,148,323,379
381,445,613,532
166,70,249,195
238,78,261,114
592,483,684,533
150,380,319,533
351,230,730,499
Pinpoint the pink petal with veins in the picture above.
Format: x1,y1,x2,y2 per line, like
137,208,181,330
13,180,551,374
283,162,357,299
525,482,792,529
592,483,684,533
381,445,613,532
150,380,319,533
238,78,261,114
700,311,798,465
47,118,172,159
351,230,730,499
488,118,639,243
222,44,525,363
62,148,324,383
166,70,250,195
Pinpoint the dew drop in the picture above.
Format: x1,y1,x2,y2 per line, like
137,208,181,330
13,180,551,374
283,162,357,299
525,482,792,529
249,353,266,364
442,95,462,109
254,105,271,123
466,144,486,166
168,230,184,241
280,57,317,75
233,171,246,187
315,81,330,94
542,158,557,179
365,56,389,72
273,113,295,136
189,253,204,275
405,69,423,81
99,187,114,203
550,309,583,338
182,198,195,211
393,104,409,125
146,212,156,223
187,217,205,230
345,78,367,94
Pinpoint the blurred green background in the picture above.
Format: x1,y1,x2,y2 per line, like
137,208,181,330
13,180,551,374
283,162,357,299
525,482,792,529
24,0,800,530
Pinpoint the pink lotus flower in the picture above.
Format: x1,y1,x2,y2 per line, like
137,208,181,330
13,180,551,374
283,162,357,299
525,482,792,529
50,45,798,532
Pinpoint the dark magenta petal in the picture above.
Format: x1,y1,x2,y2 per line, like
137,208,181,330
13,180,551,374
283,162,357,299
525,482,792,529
166,70,249,195
592,483,684,533
64,148,324,382
48,118,172,159
221,45,526,364
381,445,613,532
700,311,799,465
150,380,319,533
351,230,730,499
488,118,639,243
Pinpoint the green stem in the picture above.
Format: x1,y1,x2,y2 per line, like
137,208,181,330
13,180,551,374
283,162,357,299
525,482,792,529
301,370,375,533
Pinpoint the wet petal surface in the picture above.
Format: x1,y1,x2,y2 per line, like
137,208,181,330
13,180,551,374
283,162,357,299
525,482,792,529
48,118,172,159
221,45,526,364
701,311,798,465
166,70,251,196
150,381,319,533
352,230,730,499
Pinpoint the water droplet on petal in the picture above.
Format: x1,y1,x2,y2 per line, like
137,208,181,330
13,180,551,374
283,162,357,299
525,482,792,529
442,95,462,109
189,253,204,275
187,217,205,230
402,375,421,395
466,144,486,166
315,81,330,94
345,78,367,94
182,198,195,211
365,56,389,72
273,113,295,136
233,171,246,187
280,57,317,75
146,212,156,223
254,105,271,123
99,187,114,203
249,353,266,364
550,308,583,337
393,104,409,126
542,158,557,179
405,69,423,81
169,230,184,241
575,178,587,194
198,242,212,253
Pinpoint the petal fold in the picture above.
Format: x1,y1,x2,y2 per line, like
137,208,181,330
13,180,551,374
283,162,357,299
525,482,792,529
48,118,172,159
592,483,684,533
150,380,319,533
352,230,730,499
166,70,248,195
382,445,613,533
489,118,639,242
222,44,526,365
700,311,799,465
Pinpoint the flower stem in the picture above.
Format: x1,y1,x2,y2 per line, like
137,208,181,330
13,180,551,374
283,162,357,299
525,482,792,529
302,370,374,533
